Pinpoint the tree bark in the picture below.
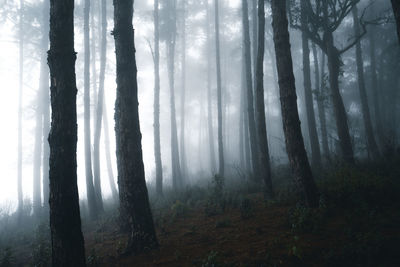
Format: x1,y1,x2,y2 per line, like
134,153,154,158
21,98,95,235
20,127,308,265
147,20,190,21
166,0,183,190
180,0,188,180
153,0,163,195
48,0,86,265
270,0,319,208
215,0,225,177
255,0,274,197
300,0,321,169
17,0,24,221
93,0,107,213
391,0,400,44
312,43,330,160
206,1,217,175
113,0,158,253
242,0,260,180
84,0,98,220
352,7,380,159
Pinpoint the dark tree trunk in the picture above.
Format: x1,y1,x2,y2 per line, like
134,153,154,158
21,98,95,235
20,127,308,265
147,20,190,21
180,0,188,180
113,0,158,253
368,25,384,143
17,0,24,221
48,0,86,265
251,0,257,90
322,2,354,164
206,1,216,174
239,56,246,171
84,0,98,220
312,43,330,160
166,0,183,190
215,0,225,177
242,0,260,180
270,0,319,208
300,0,321,169
391,0,400,44
153,0,163,195
103,101,119,200
255,0,274,197
352,7,380,159
41,0,50,211
93,0,107,213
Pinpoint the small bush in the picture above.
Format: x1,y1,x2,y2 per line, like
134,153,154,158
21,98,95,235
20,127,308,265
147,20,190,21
239,198,254,219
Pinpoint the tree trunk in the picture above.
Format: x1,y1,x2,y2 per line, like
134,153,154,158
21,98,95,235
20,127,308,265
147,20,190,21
352,7,380,159
113,0,158,253
84,0,98,220
312,43,330,161
103,100,119,200
48,0,86,265
180,0,188,180
153,0,163,195
206,1,216,175
300,1,321,169
368,25,384,143
215,0,225,177
242,0,259,180
270,0,319,208
166,0,183,190
322,2,354,164
41,0,50,211
391,0,400,44
17,0,24,221
255,0,273,197
93,0,107,213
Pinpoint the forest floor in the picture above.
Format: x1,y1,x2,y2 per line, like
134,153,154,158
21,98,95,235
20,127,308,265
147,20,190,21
2,159,400,266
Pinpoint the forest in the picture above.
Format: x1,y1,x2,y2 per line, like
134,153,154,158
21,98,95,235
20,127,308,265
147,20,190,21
0,0,399,266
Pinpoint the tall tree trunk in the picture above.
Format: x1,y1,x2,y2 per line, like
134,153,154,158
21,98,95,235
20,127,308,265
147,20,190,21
113,0,158,253
242,0,259,180
153,0,163,195
300,1,321,169
215,0,225,177
41,0,50,211
206,1,216,175
167,0,183,190
48,0,86,265
312,43,330,160
239,56,246,171
352,7,380,159
391,0,400,44
322,2,354,164
255,0,273,197
84,0,98,220
270,0,319,208
93,0,107,213
368,25,384,143
180,0,188,180
17,0,24,221
251,0,257,91
102,101,119,200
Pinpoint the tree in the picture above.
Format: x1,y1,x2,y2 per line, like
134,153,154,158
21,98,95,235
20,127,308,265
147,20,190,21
391,0,400,43
294,0,363,164
300,0,321,169
205,0,217,175
255,0,274,197
113,0,158,253
242,0,259,179
17,0,24,221
84,0,99,220
270,0,319,208
47,0,86,265
180,0,188,180
311,43,330,160
215,0,225,177
165,0,183,190
93,0,107,213
352,6,380,159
